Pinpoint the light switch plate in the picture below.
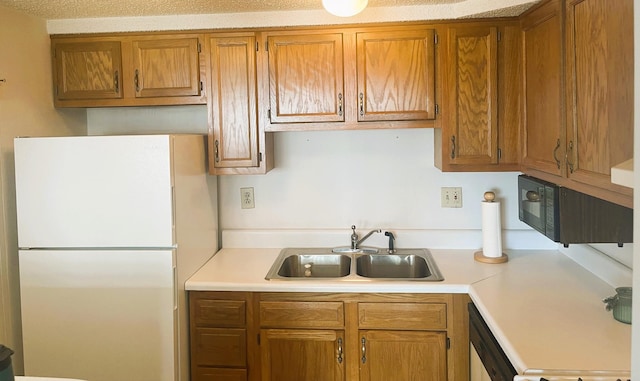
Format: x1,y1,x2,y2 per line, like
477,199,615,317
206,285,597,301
441,187,462,208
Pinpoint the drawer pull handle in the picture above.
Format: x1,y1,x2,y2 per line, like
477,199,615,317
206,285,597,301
553,138,561,169
361,337,367,364
338,93,343,117
134,69,140,92
566,140,575,173
337,337,343,364
214,140,220,163
359,93,365,117
451,136,456,159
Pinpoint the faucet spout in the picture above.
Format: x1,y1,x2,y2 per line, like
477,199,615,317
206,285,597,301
356,228,382,248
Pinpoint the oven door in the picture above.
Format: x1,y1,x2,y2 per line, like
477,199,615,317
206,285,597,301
469,303,517,381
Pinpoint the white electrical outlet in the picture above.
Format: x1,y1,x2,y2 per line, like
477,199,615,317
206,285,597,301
240,187,255,209
441,187,462,208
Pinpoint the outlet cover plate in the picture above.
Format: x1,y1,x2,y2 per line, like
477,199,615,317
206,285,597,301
441,187,462,208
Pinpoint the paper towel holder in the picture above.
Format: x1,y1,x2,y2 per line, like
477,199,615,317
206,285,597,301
474,191,509,264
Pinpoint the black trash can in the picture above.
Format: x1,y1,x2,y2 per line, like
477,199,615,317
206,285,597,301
0,345,14,381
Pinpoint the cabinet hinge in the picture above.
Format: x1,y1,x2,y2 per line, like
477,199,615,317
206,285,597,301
259,152,263,163
435,104,439,115
434,33,439,45
497,31,502,42
498,148,502,160
265,41,269,52
197,42,202,53
256,41,259,52
267,109,271,119
446,337,451,349
200,81,203,91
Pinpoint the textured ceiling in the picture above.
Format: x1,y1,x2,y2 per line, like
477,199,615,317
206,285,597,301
0,0,466,19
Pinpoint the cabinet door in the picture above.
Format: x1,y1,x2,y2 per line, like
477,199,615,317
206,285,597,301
267,33,345,123
359,330,447,381
445,26,498,165
260,329,345,381
565,0,633,193
356,29,436,121
208,35,260,169
53,40,123,100
132,36,201,98
521,0,565,176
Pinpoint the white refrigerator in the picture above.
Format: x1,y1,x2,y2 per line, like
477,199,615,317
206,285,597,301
14,134,218,381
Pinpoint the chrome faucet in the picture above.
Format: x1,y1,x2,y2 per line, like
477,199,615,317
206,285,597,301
350,225,381,250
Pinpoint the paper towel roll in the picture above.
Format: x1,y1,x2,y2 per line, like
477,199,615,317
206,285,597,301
481,201,502,258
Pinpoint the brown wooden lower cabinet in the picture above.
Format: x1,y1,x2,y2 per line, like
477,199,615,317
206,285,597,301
189,291,470,381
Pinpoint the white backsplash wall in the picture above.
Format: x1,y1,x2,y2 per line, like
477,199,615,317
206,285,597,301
219,128,526,232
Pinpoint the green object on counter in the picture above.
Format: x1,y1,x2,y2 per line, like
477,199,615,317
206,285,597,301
0,345,15,381
603,287,633,324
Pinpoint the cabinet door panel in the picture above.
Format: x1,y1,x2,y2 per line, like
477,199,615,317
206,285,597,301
447,26,498,165
192,328,247,367
54,41,122,100
357,29,436,121
565,0,633,193
267,34,345,123
132,37,201,98
261,329,345,381
209,35,259,169
360,330,447,381
521,0,565,176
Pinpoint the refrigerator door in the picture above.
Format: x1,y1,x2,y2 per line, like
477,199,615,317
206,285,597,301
14,135,174,248
19,249,176,381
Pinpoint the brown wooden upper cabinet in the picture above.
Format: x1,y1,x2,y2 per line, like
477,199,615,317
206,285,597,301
520,0,633,208
262,25,437,131
356,29,436,122
53,40,123,101
435,21,521,172
521,0,565,178
52,34,206,107
207,33,273,175
266,33,345,124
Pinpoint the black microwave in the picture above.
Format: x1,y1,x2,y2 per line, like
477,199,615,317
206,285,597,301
518,175,633,246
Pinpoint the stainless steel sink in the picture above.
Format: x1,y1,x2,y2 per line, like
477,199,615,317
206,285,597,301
277,254,351,278
265,248,443,281
355,252,443,280
265,248,352,279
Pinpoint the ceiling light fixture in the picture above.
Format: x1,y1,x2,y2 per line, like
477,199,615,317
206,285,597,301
322,0,368,17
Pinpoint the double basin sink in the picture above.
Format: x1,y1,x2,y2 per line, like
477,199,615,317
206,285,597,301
265,247,444,281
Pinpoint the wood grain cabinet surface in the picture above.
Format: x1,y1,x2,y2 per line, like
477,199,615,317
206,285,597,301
520,0,633,208
435,20,521,172
190,291,470,381
262,25,437,131
190,292,254,381
206,33,274,175
52,33,206,107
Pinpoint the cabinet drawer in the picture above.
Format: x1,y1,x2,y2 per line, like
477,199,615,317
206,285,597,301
259,301,344,328
358,303,447,330
192,328,247,367
193,299,246,327
193,367,247,381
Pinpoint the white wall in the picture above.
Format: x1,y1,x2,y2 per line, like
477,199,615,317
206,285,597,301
0,4,87,372
88,107,553,251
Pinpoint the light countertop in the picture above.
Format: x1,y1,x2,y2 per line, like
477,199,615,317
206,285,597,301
186,248,632,377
